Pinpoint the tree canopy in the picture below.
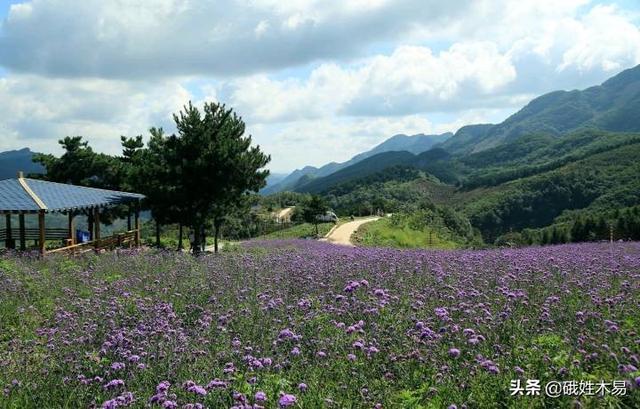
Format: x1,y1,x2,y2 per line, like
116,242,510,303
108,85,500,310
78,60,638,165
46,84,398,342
34,101,270,253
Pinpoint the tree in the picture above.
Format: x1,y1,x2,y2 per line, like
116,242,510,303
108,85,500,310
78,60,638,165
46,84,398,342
34,136,127,228
126,128,180,247
34,136,123,188
570,218,586,242
121,135,144,165
302,195,329,237
171,101,270,253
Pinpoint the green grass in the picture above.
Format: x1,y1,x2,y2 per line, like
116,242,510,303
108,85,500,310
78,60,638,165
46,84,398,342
352,217,458,249
258,222,334,239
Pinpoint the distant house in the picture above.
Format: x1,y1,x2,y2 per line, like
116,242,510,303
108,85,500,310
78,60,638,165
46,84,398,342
317,211,338,223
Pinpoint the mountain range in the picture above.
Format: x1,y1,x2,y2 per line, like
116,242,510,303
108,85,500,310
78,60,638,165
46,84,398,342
266,64,640,244
438,64,640,155
262,132,451,194
0,148,44,180
272,64,640,196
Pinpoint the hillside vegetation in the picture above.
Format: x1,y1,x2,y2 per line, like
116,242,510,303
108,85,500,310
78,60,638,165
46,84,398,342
353,217,458,249
262,65,640,246
258,222,334,240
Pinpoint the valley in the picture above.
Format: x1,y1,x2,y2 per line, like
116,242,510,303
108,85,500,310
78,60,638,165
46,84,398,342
259,65,640,248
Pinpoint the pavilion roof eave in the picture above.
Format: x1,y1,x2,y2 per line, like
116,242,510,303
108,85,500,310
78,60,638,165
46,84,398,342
0,177,145,215
0,199,143,215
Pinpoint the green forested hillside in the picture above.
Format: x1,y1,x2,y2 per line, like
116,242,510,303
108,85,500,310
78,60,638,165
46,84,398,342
296,151,416,193
460,64,640,152
457,140,640,241
264,65,640,247
313,132,640,246
459,130,640,188
435,124,493,155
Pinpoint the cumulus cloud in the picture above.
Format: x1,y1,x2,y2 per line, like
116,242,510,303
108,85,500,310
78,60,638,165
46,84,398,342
227,42,517,122
224,2,640,125
557,5,640,73
0,74,192,154
0,0,470,79
0,0,639,172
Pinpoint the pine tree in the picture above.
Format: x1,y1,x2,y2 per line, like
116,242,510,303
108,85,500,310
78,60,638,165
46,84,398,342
571,218,585,242
302,195,329,237
171,101,270,253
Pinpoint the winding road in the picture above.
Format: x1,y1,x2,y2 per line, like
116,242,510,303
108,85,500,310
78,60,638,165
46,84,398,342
276,207,295,222
321,217,380,246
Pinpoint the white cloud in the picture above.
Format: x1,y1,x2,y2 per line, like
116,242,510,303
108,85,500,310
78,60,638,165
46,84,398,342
228,42,517,122
0,74,192,155
0,0,640,172
226,1,640,127
0,0,471,79
557,5,640,73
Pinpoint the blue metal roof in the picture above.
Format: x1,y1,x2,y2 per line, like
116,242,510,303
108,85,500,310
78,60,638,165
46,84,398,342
0,179,39,211
0,178,144,213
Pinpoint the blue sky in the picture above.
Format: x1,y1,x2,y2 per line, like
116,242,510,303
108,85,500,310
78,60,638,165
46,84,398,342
1,0,640,173
0,1,10,18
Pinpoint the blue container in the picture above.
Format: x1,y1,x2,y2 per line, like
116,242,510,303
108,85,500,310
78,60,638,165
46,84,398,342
76,230,90,243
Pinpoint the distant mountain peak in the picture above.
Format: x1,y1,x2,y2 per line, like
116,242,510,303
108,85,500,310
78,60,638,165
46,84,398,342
261,132,452,194
0,147,44,180
0,147,33,157
440,64,640,155
602,64,640,89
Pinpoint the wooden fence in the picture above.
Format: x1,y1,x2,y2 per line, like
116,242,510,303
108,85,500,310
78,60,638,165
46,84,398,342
47,230,138,255
1,228,138,254
1,227,69,248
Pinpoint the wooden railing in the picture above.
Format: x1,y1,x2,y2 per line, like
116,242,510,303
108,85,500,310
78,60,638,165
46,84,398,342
1,227,69,241
46,230,139,255
30,228,69,240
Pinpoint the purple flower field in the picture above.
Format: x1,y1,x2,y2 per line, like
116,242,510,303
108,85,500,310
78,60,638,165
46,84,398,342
1,241,639,408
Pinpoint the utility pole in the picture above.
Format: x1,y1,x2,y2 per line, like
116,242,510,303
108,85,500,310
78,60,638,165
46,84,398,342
610,223,613,243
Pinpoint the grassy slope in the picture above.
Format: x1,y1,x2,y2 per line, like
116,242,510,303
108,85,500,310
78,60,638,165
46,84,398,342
352,217,458,249
258,222,334,239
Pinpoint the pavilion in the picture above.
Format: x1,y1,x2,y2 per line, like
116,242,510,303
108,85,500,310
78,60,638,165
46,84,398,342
0,172,145,255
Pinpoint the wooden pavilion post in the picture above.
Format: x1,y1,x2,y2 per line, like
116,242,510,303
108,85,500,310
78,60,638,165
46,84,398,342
68,211,75,245
94,208,101,248
88,210,94,241
38,210,46,256
134,207,140,247
5,214,13,249
19,213,26,251
127,205,132,231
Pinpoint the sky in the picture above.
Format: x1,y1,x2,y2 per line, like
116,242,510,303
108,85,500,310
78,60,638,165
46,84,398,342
0,1,640,173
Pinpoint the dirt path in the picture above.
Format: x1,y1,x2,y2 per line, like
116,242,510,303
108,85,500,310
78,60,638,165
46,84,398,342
321,217,380,246
276,207,294,222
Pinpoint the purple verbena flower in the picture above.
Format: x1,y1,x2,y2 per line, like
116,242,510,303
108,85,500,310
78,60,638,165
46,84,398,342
278,394,297,407
104,379,125,389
